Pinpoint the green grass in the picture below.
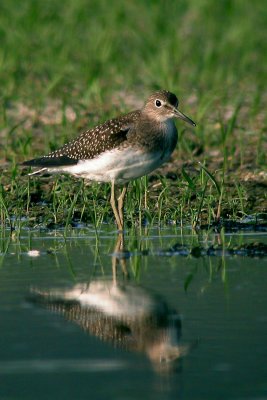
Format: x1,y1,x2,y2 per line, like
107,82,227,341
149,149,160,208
0,0,266,229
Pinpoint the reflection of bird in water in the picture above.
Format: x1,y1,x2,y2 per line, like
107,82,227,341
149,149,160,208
30,279,190,370
29,233,194,372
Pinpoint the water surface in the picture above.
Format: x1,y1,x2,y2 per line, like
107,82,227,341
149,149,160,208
0,226,266,399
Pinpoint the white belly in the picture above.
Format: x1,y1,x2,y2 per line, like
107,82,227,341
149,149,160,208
59,147,166,184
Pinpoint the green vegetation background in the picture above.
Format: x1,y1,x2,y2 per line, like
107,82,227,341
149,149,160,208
0,0,266,227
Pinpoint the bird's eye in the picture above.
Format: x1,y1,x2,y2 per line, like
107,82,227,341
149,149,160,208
155,99,162,108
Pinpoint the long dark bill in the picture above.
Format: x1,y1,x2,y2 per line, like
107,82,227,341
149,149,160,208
174,109,196,127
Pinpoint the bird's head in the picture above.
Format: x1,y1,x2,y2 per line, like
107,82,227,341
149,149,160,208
143,90,196,126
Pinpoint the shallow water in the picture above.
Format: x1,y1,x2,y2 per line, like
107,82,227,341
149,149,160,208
0,226,267,400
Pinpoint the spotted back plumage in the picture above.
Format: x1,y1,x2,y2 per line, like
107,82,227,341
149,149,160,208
23,110,140,167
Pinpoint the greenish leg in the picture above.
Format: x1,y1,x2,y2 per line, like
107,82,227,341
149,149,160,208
117,183,128,231
110,181,123,231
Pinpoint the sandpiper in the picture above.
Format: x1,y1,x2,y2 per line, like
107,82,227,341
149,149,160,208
22,90,196,230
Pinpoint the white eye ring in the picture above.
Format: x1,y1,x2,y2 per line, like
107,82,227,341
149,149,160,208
155,99,162,108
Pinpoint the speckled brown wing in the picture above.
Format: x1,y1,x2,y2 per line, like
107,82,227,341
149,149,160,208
22,110,140,167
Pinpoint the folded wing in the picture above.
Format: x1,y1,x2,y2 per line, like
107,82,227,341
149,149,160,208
22,110,140,168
